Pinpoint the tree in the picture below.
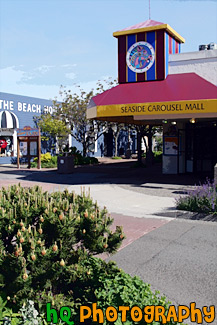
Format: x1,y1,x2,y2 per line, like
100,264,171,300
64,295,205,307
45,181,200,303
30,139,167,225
35,113,70,152
37,79,118,157
111,123,127,157
38,78,154,159
136,125,162,165
53,85,104,157
95,79,129,157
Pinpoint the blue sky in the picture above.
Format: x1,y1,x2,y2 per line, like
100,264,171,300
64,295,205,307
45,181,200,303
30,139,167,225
0,0,216,100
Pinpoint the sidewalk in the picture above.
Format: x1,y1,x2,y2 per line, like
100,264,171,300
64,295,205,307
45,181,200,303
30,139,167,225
107,218,217,325
0,159,197,249
0,159,213,248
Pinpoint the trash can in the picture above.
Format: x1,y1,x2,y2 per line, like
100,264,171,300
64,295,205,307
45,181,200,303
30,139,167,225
57,155,74,174
125,149,132,159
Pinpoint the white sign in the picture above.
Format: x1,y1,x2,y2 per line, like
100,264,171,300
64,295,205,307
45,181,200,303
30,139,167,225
0,99,53,114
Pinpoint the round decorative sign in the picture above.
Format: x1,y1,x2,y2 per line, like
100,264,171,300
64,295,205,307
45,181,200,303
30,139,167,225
126,41,155,73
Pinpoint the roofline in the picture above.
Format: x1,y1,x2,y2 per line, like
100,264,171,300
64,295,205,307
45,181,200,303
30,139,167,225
113,24,185,43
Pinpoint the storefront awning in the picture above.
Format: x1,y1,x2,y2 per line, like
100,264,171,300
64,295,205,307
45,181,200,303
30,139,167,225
0,111,19,129
87,73,217,123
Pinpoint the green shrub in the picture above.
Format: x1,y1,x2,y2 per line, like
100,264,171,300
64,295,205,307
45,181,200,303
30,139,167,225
1,258,183,324
33,153,52,164
31,153,56,168
1,185,183,325
31,147,99,168
154,151,162,163
154,136,163,152
0,298,55,324
63,147,99,166
0,297,21,324
82,157,99,165
94,260,176,325
41,153,52,163
0,185,124,310
141,151,162,163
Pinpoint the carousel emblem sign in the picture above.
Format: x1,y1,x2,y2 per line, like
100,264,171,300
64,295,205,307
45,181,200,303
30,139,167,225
126,41,155,73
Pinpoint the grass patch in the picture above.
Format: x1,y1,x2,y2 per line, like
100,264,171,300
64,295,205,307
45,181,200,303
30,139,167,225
112,156,122,160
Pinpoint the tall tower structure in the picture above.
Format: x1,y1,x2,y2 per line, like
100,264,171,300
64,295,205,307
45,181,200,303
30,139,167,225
113,19,185,83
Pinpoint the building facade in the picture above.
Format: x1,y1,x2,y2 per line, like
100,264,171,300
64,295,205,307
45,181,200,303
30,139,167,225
0,92,106,164
163,48,217,175
87,19,217,176
0,93,54,164
1,21,217,174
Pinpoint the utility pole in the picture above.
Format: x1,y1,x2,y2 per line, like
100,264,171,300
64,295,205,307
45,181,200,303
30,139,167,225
149,0,151,20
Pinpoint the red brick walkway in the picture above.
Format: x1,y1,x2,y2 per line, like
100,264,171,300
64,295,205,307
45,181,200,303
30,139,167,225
1,179,57,192
97,213,169,259
110,213,169,250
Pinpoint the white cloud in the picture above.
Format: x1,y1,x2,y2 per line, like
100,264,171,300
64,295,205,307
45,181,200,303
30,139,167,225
15,64,76,86
0,66,102,100
1,64,78,86
0,66,25,87
61,64,77,68
65,72,76,80
35,65,55,73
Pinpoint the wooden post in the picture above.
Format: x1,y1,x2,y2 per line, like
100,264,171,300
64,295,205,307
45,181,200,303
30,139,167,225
38,129,41,169
17,138,20,169
27,139,31,169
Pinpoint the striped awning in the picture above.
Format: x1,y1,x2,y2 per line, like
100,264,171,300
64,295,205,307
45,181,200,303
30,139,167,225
0,111,19,129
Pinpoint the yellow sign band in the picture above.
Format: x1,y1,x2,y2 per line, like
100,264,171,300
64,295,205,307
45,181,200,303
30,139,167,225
96,99,217,117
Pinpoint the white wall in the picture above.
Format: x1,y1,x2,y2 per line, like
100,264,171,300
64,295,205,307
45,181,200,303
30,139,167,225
169,49,217,85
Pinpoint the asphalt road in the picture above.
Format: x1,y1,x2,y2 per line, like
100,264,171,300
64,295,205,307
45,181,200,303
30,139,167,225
107,219,217,324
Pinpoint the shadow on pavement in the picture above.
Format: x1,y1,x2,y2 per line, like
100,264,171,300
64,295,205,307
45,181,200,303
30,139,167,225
0,159,210,188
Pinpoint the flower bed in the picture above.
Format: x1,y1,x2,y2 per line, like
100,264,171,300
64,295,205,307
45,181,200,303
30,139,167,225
176,179,217,215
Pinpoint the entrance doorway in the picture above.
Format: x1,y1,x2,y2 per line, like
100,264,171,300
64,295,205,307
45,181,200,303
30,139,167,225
186,122,217,176
104,130,113,157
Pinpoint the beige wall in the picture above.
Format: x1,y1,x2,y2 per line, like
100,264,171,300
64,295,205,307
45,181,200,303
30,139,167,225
169,49,217,86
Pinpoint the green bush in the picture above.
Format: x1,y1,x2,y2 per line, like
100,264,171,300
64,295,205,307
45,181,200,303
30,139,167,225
154,136,163,152
0,298,56,324
1,259,183,325
82,157,99,165
33,153,52,164
0,297,21,324
31,153,57,168
41,153,52,163
0,185,124,310
141,151,162,163
1,185,183,325
60,147,99,166
154,151,162,163
31,153,98,168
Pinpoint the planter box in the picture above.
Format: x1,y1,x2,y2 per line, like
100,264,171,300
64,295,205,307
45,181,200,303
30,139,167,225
57,155,74,174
